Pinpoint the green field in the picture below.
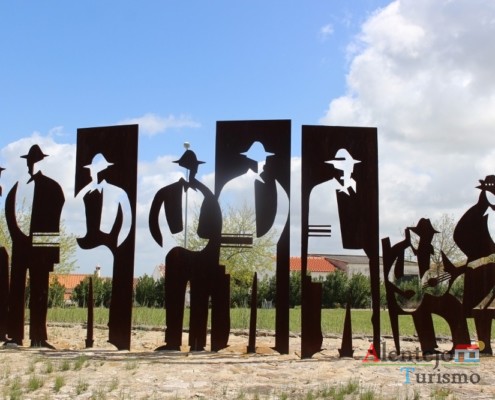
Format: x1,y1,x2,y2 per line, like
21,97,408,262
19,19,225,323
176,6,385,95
44,307,482,337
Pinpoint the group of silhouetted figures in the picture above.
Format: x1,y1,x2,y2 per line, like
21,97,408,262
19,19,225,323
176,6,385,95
1,126,495,358
384,175,495,355
0,127,287,353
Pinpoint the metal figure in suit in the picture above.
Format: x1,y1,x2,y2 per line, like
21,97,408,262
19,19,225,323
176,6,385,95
149,149,223,351
5,145,65,348
75,124,138,350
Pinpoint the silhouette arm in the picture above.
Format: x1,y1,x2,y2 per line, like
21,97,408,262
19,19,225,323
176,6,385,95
116,192,132,247
149,188,167,247
5,183,29,244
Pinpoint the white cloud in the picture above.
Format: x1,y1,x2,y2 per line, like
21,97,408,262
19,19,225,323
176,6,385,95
320,24,334,40
118,113,201,136
320,0,495,247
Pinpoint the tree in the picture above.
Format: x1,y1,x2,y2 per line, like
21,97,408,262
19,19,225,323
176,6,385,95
347,273,371,308
322,270,348,308
71,275,112,307
48,276,66,308
0,201,78,274
180,202,277,307
135,274,165,307
257,272,301,308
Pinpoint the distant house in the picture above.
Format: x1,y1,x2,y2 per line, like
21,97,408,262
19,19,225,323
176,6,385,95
289,256,336,280
51,266,139,304
51,266,102,302
310,254,419,281
152,263,165,281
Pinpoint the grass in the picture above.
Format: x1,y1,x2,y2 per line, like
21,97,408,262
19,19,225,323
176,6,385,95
27,374,44,391
54,375,65,393
73,355,89,371
45,307,482,336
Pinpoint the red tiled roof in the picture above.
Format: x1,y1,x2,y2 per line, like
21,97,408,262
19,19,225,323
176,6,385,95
52,274,90,290
289,257,336,273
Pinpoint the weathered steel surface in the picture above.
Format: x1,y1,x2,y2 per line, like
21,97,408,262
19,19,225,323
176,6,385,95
85,277,94,349
75,125,138,350
150,148,224,351
5,145,65,348
247,272,258,353
301,126,379,358
339,300,354,358
215,120,291,354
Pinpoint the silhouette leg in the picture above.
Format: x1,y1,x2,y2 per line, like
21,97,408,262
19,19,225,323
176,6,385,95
6,262,27,345
161,262,187,350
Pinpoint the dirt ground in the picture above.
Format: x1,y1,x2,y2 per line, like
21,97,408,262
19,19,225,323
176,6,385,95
0,324,494,399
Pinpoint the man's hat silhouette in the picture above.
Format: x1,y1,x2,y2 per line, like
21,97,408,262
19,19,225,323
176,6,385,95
325,148,361,166
241,141,274,161
408,218,439,237
174,150,204,170
21,145,48,164
477,175,495,195
84,153,114,173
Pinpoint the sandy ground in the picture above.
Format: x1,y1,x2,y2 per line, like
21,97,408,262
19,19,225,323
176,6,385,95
0,324,494,399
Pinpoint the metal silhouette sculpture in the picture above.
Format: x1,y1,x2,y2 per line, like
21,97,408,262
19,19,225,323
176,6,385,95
5,145,65,348
383,175,495,355
247,272,258,353
451,175,495,354
75,125,138,350
215,120,291,354
85,277,94,349
338,299,354,358
149,148,225,351
301,126,379,358
383,218,470,354
0,166,9,341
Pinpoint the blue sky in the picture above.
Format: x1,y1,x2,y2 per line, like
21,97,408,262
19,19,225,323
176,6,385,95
2,1,495,276
0,1,389,166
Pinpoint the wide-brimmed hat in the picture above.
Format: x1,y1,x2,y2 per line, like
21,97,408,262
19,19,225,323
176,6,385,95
173,150,205,170
241,141,274,161
477,175,495,195
325,148,361,166
21,145,48,164
84,153,114,173
408,218,439,237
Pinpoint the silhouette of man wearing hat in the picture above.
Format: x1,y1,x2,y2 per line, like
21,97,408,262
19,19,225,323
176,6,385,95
308,148,362,254
454,175,495,263
218,141,289,243
149,149,222,351
74,152,132,349
449,175,495,354
0,166,9,341
5,145,65,347
384,218,470,353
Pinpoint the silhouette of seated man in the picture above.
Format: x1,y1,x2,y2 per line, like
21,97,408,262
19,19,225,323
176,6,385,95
149,149,223,351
